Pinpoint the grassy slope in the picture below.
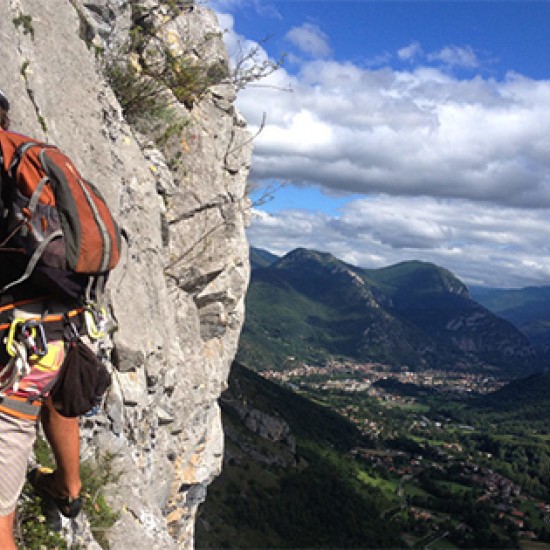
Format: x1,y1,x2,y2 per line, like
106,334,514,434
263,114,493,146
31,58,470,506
238,270,371,369
195,363,401,549
250,247,279,270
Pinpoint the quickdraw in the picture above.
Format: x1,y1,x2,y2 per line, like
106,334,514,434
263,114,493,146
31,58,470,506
0,340,30,394
0,299,115,413
5,318,48,360
1,317,48,394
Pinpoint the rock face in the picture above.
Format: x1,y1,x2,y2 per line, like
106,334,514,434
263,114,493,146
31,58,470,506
219,370,297,470
1,1,251,547
222,402,297,469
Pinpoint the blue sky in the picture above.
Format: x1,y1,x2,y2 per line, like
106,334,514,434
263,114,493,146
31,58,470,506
229,2,550,80
212,1,550,288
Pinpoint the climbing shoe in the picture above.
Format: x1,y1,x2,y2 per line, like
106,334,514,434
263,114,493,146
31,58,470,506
27,467,82,519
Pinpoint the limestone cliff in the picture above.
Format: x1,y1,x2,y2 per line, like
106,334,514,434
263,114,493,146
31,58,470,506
0,1,251,547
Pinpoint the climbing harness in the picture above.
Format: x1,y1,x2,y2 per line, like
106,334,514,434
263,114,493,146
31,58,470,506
0,296,115,419
0,299,83,399
0,305,85,335
0,394,42,421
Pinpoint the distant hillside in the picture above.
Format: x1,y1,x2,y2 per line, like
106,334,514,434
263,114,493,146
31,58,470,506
249,247,279,270
238,248,542,375
195,362,401,549
472,286,550,347
477,371,550,415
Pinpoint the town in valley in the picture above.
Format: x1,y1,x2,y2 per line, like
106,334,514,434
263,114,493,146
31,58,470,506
261,359,550,547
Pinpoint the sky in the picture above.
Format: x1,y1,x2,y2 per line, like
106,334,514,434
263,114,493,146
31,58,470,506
210,0,550,289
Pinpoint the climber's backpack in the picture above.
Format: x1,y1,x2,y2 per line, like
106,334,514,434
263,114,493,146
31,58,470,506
0,130,121,300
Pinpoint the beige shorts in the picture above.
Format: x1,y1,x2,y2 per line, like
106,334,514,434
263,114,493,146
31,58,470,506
0,412,36,516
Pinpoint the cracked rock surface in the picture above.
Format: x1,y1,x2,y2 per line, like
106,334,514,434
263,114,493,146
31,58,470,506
1,1,251,547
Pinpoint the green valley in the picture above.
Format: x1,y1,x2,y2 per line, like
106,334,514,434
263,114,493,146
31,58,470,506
197,248,550,548
197,363,550,548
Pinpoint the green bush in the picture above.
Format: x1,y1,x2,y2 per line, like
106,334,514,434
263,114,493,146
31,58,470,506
16,489,67,549
104,12,226,123
80,454,120,549
19,438,119,550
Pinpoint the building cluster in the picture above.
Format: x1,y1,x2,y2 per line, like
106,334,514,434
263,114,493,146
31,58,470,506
261,356,550,544
355,447,549,543
262,359,506,395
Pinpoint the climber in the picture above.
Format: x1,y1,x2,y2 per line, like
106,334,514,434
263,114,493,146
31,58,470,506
0,89,84,548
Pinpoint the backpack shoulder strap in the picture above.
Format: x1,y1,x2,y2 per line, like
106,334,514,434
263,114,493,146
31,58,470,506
0,229,63,294
8,141,41,175
0,130,46,171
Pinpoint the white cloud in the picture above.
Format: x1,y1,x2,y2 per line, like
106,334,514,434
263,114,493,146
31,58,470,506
237,59,550,209
210,0,280,19
248,197,550,288
285,23,332,58
398,43,481,70
398,41,423,61
428,45,480,69
217,16,550,287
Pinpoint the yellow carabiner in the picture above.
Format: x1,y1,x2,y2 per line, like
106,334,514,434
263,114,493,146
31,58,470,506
5,318,28,358
84,304,107,340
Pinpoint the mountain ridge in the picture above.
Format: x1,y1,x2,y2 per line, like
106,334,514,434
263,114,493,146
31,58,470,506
240,247,542,375
472,285,550,347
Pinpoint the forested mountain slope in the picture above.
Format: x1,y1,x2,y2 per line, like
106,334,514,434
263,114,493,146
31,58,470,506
239,248,542,375
473,286,550,347
196,362,401,548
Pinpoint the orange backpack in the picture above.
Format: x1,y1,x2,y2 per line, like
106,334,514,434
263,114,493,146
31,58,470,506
0,130,121,297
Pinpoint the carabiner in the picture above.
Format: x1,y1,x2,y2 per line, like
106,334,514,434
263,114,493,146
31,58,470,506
21,319,48,358
84,303,107,340
5,318,27,358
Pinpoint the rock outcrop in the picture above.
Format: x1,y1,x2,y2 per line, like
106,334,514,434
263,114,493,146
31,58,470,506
1,1,251,547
